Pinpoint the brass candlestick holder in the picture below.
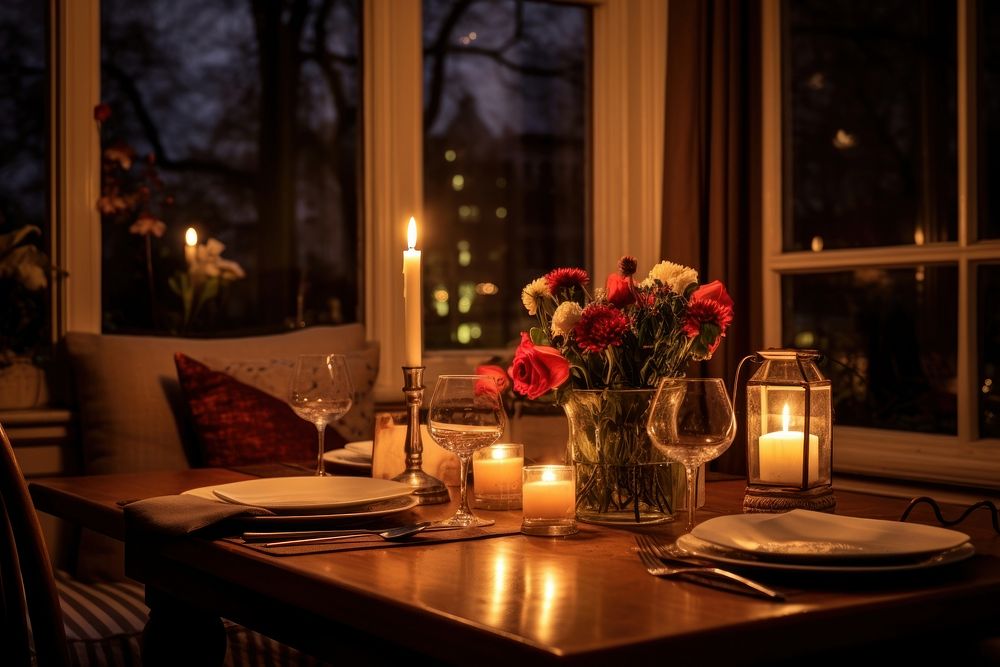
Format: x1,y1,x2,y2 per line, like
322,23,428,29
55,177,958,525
392,367,449,504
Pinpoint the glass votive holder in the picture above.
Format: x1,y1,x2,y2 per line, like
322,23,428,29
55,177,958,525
521,464,577,536
473,443,523,510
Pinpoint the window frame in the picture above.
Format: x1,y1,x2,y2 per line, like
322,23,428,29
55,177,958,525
48,0,666,401
760,0,1000,488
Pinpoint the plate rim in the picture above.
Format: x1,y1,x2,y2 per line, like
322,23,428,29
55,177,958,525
208,476,412,511
181,484,419,521
690,510,970,560
322,449,372,468
675,533,975,573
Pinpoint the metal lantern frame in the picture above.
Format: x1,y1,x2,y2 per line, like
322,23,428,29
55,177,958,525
741,349,836,514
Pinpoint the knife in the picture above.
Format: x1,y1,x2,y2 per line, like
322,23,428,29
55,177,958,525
241,524,465,542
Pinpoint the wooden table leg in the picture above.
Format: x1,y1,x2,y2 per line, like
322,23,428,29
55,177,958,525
142,587,227,666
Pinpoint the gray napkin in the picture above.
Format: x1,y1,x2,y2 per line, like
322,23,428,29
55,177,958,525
124,495,274,537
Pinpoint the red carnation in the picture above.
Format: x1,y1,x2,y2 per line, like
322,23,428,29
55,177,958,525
545,267,589,293
574,304,629,354
683,280,734,356
507,333,571,400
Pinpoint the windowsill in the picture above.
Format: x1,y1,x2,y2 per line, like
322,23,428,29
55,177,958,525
835,472,1000,506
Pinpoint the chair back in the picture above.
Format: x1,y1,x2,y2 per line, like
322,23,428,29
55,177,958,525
0,422,69,666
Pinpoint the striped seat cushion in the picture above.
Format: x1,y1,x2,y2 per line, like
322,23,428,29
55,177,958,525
54,571,329,666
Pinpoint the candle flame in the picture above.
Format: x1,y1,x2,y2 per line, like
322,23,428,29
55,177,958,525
491,447,506,460
541,468,557,482
185,227,198,247
781,404,790,432
407,216,417,250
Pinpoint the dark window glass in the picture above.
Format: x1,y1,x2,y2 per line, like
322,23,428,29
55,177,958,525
422,0,588,349
783,0,956,251
981,1,1000,239
782,267,958,434
979,265,1000,437
0,1,50,363
100,0,360,335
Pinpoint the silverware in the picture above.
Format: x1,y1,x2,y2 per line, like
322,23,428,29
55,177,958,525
242,523,463,543
633,534,785,601
260,522,433,548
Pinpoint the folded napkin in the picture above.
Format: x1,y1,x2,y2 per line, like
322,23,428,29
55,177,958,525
124,494,274,537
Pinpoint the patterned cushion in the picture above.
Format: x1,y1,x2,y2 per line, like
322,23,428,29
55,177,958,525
174,354,344,467
54,571,330,666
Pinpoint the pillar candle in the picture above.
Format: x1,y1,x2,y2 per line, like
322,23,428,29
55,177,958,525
758,404,820,486
402,217,422,367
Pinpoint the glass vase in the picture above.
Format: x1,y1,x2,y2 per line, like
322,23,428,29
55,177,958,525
563,388,683,525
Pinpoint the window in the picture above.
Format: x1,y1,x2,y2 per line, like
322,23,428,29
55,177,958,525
763,1,1000,487
421,0,588,350
0,1,51,365
98,0,360,335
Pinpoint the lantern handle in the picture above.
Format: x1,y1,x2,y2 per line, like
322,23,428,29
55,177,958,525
731,352,764,409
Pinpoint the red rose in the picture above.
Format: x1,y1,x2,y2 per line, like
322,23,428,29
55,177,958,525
605,273,636,308
507,332,571,400
476,364,510,394
690,280,734,311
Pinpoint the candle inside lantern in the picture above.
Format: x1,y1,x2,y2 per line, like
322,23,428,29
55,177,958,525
473,444,523,507
184,227,198,267
758,403,819,486
402,217,422,367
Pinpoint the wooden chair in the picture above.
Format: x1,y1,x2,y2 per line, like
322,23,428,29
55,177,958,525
0,421,70,666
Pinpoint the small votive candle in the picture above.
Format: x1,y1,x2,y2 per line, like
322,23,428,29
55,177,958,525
521,465,577,536
473,443,523,510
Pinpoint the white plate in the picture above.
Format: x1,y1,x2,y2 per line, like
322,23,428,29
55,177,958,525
344,440,374,457
208,476,412,511
690,510,970,560
181,485,418,523
323,449,372,469
675,534,976,573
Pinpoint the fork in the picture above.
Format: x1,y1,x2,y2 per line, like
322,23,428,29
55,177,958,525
633,534,785,601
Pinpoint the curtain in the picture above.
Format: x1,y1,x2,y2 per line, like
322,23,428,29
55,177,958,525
662,0,761,474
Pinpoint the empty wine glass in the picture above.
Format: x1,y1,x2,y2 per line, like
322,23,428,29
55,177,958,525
427,375,506,527
646,378,736,532
289,354,354,476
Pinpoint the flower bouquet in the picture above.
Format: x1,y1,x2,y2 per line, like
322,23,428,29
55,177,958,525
502,256,733,524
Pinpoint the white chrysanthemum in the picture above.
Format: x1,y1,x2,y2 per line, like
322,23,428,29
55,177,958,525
521,277,551,316
643,260,698,293
551,301,583,337
593,287,607,301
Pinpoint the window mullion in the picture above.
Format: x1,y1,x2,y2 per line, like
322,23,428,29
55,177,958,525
53,0,102,335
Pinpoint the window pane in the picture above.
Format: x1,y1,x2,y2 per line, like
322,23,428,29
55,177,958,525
782,0,957,252
782,267,957,434
981,1,1000,240
0,2,50,362
980,265,1000,437
422,0,588,349
100,0,360,335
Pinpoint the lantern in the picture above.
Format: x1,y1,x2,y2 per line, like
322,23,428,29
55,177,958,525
743,349,836,513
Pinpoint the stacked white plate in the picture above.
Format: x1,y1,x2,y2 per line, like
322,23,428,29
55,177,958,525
322,441,373,469
676,509,974,573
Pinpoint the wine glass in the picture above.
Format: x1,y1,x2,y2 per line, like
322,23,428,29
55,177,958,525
427,375,506,527
646,378,736,532
289,354,354,476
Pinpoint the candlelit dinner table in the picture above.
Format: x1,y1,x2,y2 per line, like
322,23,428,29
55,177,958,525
28,468,1000,665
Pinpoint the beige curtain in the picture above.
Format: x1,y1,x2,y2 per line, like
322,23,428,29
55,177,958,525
662,0,761,474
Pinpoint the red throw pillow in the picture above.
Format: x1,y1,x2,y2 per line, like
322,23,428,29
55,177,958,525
174,353,345,466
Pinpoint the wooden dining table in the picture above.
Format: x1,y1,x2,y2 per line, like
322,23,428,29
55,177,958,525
28,468,1000,665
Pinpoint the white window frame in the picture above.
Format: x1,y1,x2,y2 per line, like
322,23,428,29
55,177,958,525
761,0,1000,488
